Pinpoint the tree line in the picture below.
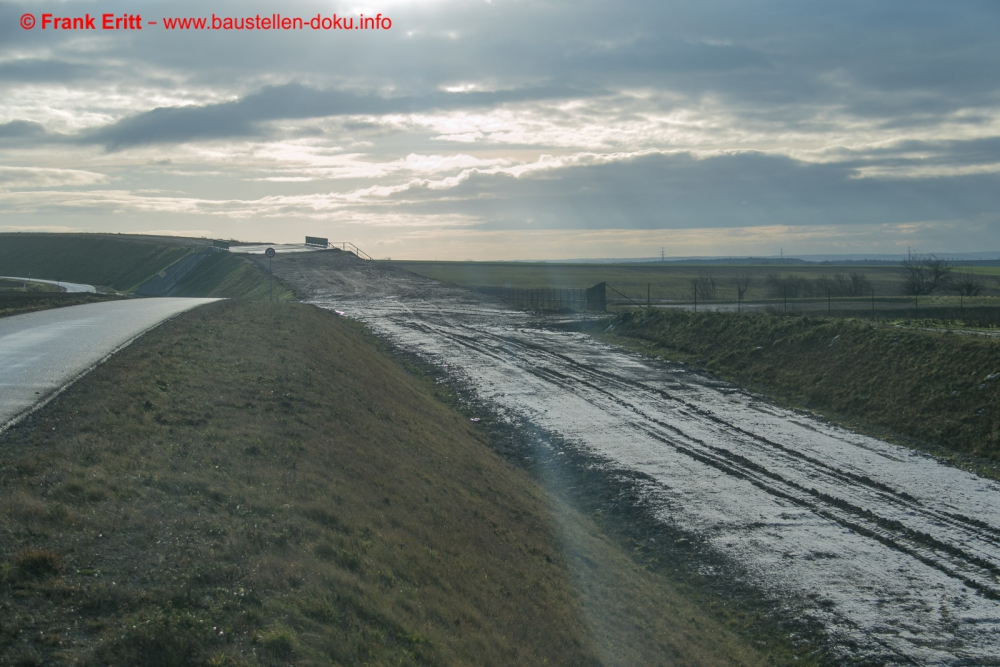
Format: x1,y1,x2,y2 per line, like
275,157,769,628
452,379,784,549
685,252,995,303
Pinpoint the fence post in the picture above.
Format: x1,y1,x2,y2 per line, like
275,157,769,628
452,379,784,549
647,283,651,309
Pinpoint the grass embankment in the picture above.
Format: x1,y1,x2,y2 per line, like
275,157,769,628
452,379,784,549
0,301,764,666
0,275,127,319
600,310,1000,466
0,234,195,292
0,293,127,319
173,253,296,301
0,233,297,301
0,279,60,293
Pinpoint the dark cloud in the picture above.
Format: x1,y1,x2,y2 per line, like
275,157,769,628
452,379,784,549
81,82,603,149
5,0,1000,129
0,59,90,82
396,151,1000,230
2,0,1000,251
0,120,60,146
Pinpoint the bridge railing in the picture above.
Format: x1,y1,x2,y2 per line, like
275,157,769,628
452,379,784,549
328,242,373,261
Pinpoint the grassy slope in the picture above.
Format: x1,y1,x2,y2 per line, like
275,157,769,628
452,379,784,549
0,293,127,319
172,253,297,300
600,310,1000,465
0,279,60,293
0,301,764,667
0,233,296,301
0,234,195,292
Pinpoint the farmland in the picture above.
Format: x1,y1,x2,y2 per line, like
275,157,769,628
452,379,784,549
393,260,1000,319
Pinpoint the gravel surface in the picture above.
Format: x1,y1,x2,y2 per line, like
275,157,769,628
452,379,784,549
269,250,1000,665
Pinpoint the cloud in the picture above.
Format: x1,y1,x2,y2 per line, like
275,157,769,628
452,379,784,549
0,165,107,189
0,59,91,83
143,228,214,237
2,0,1000,256
0,224,82,233
387,150,1000,231
79,82,601,149
0,120,57,146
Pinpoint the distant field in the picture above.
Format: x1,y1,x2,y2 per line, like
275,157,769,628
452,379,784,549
392,260,1000,307
955,265,1000,276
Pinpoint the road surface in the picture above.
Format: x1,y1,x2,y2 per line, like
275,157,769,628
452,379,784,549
265,250,1000,665
0,298,220,430
0,276,96,293
229,244,324,254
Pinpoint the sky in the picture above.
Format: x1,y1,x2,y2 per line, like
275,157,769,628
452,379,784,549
1,0,998,260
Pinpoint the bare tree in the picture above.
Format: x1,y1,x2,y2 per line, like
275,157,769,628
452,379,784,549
951,271,986,297
766,273,810,298
834,272,872,297
731,271,754,311
690,270,717,301
900,251,953,296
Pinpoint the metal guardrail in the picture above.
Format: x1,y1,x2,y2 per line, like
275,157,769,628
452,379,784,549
328,242,373,261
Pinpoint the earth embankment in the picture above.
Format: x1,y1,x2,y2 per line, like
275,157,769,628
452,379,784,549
263,250,1000,665
0,233,294,300
0,299,763,666
600,310,1000,465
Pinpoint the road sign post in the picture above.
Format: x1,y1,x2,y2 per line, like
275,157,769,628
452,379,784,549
265,247,276,300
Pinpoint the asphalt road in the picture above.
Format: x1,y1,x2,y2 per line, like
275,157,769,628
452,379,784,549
0,276,96,293
0,298,220,430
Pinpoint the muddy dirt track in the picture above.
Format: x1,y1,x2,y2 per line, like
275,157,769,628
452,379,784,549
267,250,1000,665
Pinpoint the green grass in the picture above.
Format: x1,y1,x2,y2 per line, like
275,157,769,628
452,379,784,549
597,310,1000,469
0,233,199,292
393,260,1000,314
172,253,297,300
393,260,911,300
0,301,768,666
0,278,60,293
955,266,1000,276
0,233,298,303
0,292,128,319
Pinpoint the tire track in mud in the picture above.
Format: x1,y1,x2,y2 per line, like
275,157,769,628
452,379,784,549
402,318,1000,599
383,312,1000,660
493,328,1000,546
268,252,1000,664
